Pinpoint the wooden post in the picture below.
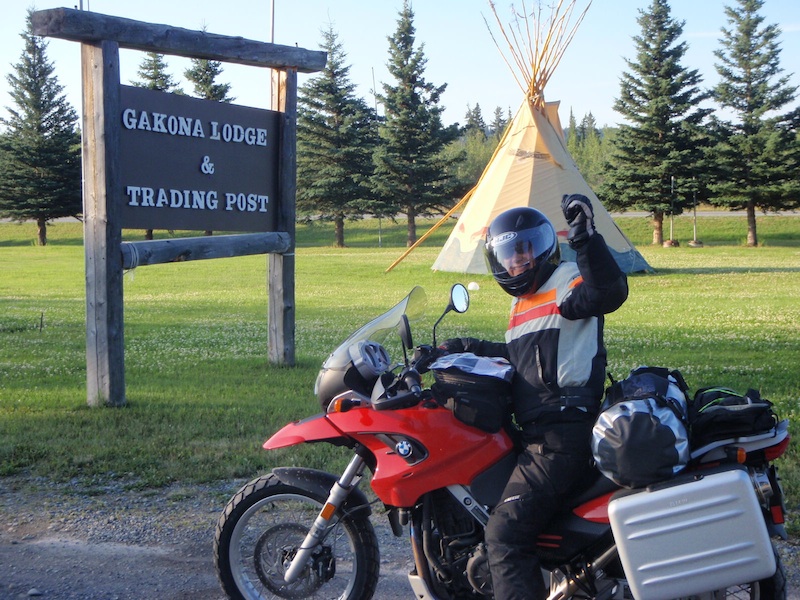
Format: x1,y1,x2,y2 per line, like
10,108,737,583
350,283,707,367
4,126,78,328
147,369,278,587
269,69,297,365
121,233,291,269
82,40,125,407
32,8,323,393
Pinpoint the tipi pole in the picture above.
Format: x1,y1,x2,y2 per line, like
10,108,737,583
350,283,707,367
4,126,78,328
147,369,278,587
384,188,475,273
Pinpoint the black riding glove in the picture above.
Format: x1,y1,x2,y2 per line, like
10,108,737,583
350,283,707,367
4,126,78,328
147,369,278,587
438,338,466,354
561,194,596,249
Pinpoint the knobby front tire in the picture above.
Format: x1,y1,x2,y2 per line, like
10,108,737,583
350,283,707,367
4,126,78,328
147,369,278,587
214,473,380,600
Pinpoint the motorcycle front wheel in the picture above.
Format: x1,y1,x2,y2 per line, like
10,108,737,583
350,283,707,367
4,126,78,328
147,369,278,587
214,473,380,600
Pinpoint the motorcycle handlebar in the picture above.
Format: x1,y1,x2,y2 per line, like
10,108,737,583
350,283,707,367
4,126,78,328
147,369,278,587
403,369,422,393
413,344,445,374
372,388,421,411
372,369,423,411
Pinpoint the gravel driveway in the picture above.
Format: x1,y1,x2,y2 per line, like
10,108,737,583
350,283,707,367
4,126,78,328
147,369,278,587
1,476,797,599
0,476,414,600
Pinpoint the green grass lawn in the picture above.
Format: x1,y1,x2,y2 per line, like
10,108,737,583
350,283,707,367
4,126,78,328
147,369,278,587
1,215,799,532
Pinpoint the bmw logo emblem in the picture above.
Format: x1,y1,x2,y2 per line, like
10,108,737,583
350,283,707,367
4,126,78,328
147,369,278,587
395,440,413,458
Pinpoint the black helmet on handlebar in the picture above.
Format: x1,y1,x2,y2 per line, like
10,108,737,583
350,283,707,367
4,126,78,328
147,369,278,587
484,207,560,297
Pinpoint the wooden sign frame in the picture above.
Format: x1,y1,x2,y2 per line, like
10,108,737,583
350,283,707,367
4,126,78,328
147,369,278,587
32,8,326,406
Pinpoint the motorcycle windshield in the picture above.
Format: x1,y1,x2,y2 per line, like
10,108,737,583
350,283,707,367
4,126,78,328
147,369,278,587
322,287,428,369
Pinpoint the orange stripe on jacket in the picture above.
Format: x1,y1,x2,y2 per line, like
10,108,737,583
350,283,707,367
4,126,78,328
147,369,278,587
508,289,559,330
508,275,584,330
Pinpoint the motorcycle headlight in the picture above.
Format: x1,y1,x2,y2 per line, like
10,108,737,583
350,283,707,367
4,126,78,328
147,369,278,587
316,341,390,410
349,341,391,379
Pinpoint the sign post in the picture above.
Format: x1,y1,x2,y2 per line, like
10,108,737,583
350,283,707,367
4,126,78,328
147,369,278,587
82,39,125,406
269,69,297,365
32,8,325,406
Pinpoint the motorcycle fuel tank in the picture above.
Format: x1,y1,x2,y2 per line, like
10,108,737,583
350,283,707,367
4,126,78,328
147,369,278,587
608,466,775,600
329,403,515,507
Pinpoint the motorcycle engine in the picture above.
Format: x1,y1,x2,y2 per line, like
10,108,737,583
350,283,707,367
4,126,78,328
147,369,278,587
466,543,493,596
426,490,490,597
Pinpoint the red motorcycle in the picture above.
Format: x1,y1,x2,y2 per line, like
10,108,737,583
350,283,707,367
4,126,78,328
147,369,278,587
214,285,790,600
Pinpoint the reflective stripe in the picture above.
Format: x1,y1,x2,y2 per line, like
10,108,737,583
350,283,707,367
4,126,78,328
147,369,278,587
513,289,557,312
508,297,560,330
506,265,579,341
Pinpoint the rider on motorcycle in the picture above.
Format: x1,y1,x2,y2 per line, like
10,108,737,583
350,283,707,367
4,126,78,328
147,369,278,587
440,195,628,600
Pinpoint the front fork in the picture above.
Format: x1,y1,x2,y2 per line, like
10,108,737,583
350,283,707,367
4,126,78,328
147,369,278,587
283,451,368,584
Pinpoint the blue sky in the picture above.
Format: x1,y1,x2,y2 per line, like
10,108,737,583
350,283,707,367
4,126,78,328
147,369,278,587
2,1,799,127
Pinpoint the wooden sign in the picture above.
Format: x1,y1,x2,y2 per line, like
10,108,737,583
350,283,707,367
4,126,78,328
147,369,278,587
119,87,280,232
31,7,326,406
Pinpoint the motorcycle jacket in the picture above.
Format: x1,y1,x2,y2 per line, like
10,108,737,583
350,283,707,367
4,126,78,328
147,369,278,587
455,233,628,424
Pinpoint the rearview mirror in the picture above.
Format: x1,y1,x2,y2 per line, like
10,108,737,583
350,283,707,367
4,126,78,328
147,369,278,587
432,284,470,348
450,283,469,314
398,314,413,350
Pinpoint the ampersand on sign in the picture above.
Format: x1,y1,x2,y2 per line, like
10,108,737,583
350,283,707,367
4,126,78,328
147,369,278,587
200,155,215,175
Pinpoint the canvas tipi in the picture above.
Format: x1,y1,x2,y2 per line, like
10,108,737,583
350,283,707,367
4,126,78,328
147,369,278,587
429,1,650,274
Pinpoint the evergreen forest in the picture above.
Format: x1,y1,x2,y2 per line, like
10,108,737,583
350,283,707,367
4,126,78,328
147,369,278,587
0,0,798,248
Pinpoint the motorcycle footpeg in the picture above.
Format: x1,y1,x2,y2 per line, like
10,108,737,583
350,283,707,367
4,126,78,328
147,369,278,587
592,577,618,600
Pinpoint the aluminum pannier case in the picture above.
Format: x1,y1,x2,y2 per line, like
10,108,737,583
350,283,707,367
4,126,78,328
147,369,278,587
608,466,775,600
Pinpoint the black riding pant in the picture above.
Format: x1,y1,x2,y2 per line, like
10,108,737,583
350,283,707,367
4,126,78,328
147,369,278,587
485,412,596,600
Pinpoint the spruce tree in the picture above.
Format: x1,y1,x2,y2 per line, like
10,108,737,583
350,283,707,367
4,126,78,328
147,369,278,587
567,110,581,158
601,0,711,245
373,1,460,246
184,27,234,104
708,0,800,246
0,9,81,246
490,106,508,140
296,26,379,247
185,58,234,103
567,111,609,191
464,103,487,138
132,51,182,93
578,114,607,190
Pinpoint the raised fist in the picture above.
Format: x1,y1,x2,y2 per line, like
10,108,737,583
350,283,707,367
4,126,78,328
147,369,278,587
561,194,595,248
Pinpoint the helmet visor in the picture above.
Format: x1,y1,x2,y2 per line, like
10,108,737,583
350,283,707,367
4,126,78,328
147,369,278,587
486,225,556,277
